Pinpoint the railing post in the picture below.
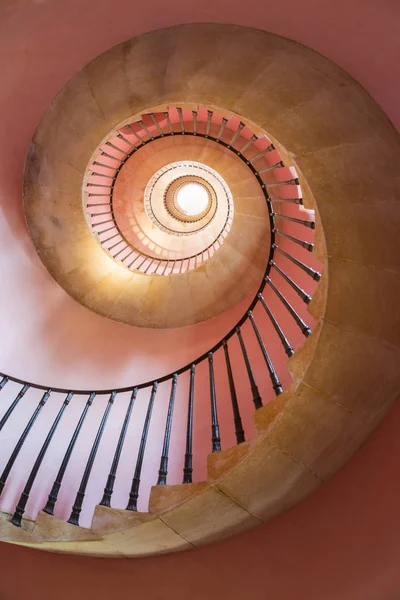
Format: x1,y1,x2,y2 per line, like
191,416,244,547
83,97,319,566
236,327,262,409
157,375,178,485
11,392,74,527
258,293,294,357
0,383,30,431
99,387,138,508
248,311,283,396
223,340,245,444
43,392,96,516
0,389,51,497
273,244,321,281
0,376,9,391
266,276,312,337
183,364,196,484
208,353,221,453
68,391,116,526
270,261,312,304
126,383,158,511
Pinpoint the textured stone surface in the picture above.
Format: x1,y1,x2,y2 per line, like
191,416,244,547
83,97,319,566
160,486,260,546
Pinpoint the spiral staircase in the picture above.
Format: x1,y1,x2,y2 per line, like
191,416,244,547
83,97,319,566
0,8,399,599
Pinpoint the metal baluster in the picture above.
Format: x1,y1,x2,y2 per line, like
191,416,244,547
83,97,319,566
177,108,185,134
0,383,30,431
117,132,137,149
144,259,154,274
273,244,321,281
266,178,299,188
0,389,51,496
205,110,212,137
106,141,127,156
164,111,174,135
223,341,245,444
89,171,113,179
99,231,120,244
126,124,145,145
157,375,178,485
274,229,314,252
68,391,116,526
269,196,302,205
236,327,262,409
271,211,315,229
240,134,257,154
248,311,283,396
266,276,312,336
258,294,294,357
217,117,228,142
11,392,74,527
208,353,221,453
100,151,122,162
192,110,197,135
162,260,170,276
150,113,164,137
256,161,284,175
93,161,117,171
0,376,8,392
270,261,312,304
138,119,154,140
100,388,138,507
228,122,245,148
86,183,112,189
183,364,195,484
126,383,158,511
43,392,96,515
249,143,274,164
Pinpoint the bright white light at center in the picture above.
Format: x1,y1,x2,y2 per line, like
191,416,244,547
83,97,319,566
176,183,209,216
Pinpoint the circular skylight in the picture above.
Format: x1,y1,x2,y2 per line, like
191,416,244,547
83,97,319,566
176,183,209,216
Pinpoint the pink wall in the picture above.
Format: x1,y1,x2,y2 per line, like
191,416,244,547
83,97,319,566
0,0,399,595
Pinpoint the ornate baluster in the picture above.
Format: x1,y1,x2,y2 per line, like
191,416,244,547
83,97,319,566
117,132,137,149
150,113,164,137
258,294,294,357
126,383,158,511
106,141,127,156
177,107,185,134
183,364,195,483
68,391,116,526
228,121,245,148
269,196,302,204
249,143,274,164
271,211,315,229
208,353,221,452
273,229,314,252
270,261,312,304
266,276,312,336
0,383,30,431
273,244,321,281
205,110,213,137
266,178,299,188
100,388,138,507
223,341,245,444
248,311,283,396
126,124,145,145
138,119,154,140
257,161,284,174
43,392,96,515
0,389,51,497
217,117,228,142
11,392,74,527
157,375,178,485
240,134,257,154
192,110,197,135
89,171,113,179
164,111,174,135
236,327,262,409
93,161,117,171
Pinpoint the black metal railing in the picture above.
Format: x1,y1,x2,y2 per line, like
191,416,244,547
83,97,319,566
0,106,321,528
